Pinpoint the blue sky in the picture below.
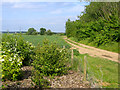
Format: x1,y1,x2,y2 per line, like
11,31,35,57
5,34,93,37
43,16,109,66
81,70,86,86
2,1,90,32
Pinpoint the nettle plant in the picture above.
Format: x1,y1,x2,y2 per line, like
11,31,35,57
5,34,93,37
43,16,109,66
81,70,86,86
31,39,70,87
1,34,35,81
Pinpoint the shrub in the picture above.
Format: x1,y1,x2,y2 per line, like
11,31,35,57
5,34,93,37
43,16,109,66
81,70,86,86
1,34,35,81
1,53,23,81
31,39,70,87
2,34,35,66
31,68,50,88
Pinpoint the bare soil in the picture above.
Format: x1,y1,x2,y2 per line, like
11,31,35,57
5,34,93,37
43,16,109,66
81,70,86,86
2,66,35,88
63,36,119,63
2,66,91,88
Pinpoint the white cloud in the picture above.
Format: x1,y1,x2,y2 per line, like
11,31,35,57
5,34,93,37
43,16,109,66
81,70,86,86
50,4,85,14
68,4,85,12
12,3,47,9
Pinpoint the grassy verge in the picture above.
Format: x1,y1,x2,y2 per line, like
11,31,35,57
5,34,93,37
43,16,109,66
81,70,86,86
69,37,118,53
71,49,118,88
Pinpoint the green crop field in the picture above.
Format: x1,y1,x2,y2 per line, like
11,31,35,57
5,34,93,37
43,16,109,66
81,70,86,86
21,35,71,48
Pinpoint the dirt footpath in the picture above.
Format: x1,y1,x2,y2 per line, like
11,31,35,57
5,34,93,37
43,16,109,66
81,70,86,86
63,36,119,63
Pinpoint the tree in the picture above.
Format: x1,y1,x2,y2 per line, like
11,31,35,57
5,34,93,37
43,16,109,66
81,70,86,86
32,31,38,35
46,29,53,35
65,2,119,46
40,28,46,35
27,28,37,35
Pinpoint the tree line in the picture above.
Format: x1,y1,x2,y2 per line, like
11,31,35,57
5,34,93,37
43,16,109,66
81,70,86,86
65,2,119,46
26,28,53,35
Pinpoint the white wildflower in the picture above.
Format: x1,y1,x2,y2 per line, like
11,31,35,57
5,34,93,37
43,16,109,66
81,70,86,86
60,50,62,52
14,48,16,51
8,49,10,52
9,58,12,61
3,55,6,57
15,54,17,56
13,57,15,60
0,59,4,62
17,58,20,62
14,55,16,58
17,51,21,53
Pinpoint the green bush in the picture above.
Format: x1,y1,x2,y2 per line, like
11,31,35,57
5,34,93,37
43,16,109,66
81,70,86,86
31,68,50,88
1,53,23,81
2,34,35,66
1,34,35,81
31,39,70,87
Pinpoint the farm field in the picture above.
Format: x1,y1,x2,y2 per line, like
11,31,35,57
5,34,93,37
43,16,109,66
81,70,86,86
21,35,70,48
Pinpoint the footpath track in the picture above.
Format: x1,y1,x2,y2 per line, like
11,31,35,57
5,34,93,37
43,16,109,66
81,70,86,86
63,36,119,63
